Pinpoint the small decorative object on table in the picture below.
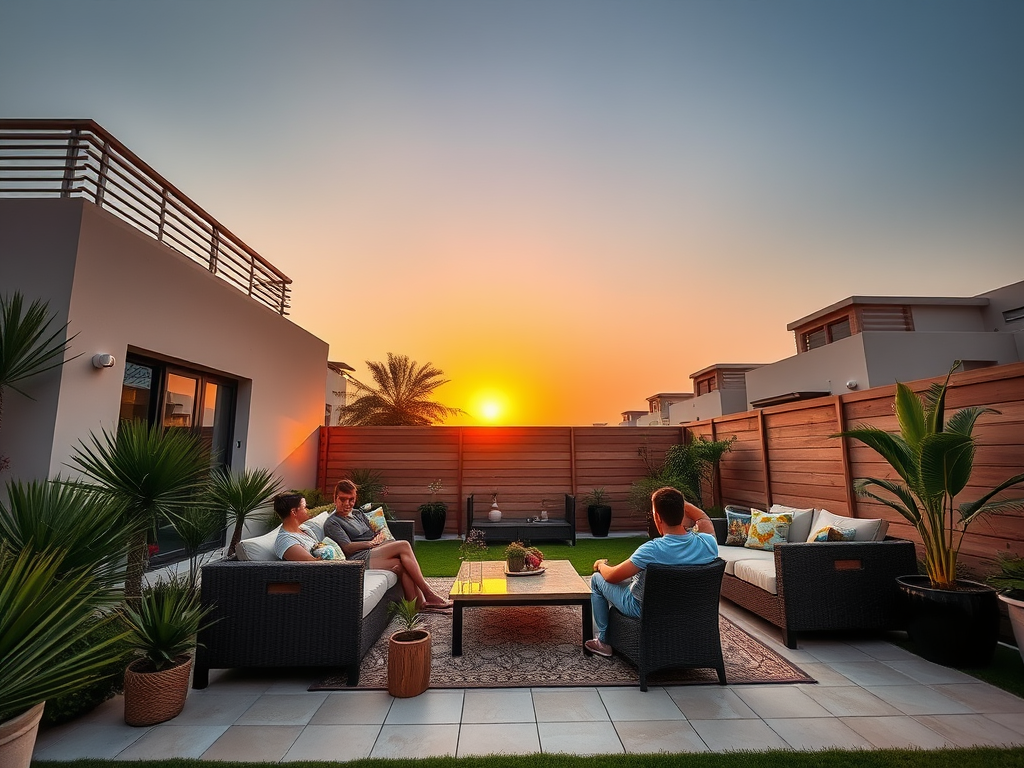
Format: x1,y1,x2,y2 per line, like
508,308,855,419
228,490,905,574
504,541,527,572
458,529,489,593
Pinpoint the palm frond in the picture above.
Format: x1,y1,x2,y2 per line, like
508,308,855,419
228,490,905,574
852,477,920,525
0,292,79,399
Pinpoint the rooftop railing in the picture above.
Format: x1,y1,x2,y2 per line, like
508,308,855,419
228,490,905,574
0,119,291,315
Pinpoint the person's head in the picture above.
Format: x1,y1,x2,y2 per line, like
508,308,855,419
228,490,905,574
334,479,358,516
651,486,685,527
273,492,307,521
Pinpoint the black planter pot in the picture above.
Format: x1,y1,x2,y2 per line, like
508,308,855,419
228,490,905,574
896,575,1000,667
420,511,446,540
587,504,612,537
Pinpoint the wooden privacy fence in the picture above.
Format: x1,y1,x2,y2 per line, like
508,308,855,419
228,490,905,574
318,426,684,536
687,362,1024,573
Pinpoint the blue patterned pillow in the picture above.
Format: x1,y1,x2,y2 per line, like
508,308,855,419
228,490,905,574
811,525,856,542
725,509,753,546
744,510,793,551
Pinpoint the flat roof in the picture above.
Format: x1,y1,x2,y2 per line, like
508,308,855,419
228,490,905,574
787,295,988,331
688,363,765,379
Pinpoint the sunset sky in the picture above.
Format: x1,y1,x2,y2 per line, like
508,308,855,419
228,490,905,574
2,1,1022,426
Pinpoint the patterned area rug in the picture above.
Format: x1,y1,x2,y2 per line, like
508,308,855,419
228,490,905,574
310,578,813,690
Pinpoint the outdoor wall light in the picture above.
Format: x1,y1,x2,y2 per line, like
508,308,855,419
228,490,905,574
92,353,116,369
846,380,859,390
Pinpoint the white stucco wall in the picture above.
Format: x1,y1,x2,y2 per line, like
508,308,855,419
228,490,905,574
860,331,1019,388
745,334,870,407
0,199,328,491
910,305,986,332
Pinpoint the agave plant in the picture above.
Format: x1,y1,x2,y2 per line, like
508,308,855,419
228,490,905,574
121,574,216,672
209,466,282,558
837,362,1024,590
388,598,425,634
0,544,131,721
69,420,213,599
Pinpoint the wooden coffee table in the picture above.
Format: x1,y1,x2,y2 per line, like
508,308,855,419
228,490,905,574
448,559,592,656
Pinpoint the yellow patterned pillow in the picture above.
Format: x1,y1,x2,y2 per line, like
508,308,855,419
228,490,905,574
744,510,793,551
364,505,395,541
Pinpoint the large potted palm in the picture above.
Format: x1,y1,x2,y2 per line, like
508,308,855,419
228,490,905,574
837,362,1024,666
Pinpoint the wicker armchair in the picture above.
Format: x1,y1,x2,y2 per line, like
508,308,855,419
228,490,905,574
192,519,414,689
606,559,727,691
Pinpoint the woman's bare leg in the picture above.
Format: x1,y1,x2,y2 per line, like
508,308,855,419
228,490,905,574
368,540,448,606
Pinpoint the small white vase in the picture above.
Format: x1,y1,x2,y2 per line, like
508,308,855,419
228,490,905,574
488,502,501,522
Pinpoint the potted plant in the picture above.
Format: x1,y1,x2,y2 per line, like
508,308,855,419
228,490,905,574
583,487,612,537
837,362,1024,666
986,553,1024,664
418,479,447,540
0,544,130,768
120,575,216,726
387,599,430,697
505,541,527,572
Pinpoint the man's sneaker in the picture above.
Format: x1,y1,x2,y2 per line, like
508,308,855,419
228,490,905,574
584,638,613,657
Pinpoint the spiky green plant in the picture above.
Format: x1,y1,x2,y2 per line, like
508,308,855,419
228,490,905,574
69,420,212,598
121,575,216,672
170,503,227,591
209,466,282,558
389,598,424,633
836,362,1024,590
0,544,131,721
338,352,465,426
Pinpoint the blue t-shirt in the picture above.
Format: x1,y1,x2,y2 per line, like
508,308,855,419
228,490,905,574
627,532,719,599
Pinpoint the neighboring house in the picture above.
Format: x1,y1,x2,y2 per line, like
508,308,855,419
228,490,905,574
745,281,1024,408
325,361,356,426
618,410,648,427
635,392,692,425
0,119,329,566
670,364,764,423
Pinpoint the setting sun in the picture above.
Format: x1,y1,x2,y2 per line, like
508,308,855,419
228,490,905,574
467,390,509,424
480,399,503,423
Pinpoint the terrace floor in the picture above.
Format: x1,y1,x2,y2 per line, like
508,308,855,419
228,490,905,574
32,597,1024,761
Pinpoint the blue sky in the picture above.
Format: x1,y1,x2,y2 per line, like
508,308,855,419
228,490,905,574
2,1,1022,424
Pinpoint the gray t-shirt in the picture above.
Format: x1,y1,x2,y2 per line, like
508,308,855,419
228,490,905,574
323,511,374,563
273,524,319,560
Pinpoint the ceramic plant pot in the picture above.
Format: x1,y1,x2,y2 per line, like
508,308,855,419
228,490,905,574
0,702,45,768
897,576,999,667
387,629,431,697
998,593,1024,664
587,504,612,537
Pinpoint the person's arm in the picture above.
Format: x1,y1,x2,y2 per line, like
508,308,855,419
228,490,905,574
593,557,642,584
684,501,715,535
282,543,319,562
339,529,387,556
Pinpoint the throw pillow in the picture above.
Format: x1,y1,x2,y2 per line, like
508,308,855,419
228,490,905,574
811,525,856,542
725,509,753,546
807,509,886,542
310,536,346,560
769,504,815,543
235,527,280,561
364,506,396,541
744,510,793,551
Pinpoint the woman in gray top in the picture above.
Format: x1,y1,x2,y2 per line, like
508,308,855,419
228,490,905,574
324,479,452,611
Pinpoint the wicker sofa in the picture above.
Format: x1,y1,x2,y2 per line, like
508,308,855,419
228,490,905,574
712,505,916,649
192,514,414,689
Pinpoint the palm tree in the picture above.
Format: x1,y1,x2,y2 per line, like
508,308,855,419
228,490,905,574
338,353,464,426
209,467,283,558
0,292,77,471
69,420,213,599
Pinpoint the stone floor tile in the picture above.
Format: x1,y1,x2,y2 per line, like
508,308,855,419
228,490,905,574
800,685,902,717
115,725,228,760
914,714,1024,747
462,688,536,723
200,725,303,761
795,663,857,686
172,693,261,725
32,725,147,760
384,690,464,724
370,723,459,758
533,689,610,722
931,683,1024,713
200,669,276,694
457,723,541,756
765,717,873,750
986,713,1024,737
310,690,394,725
839,715,953,749
885,659,979,685
689,718,790,751
666,687,757,719
281,724,381,761
861,685,974,715
828,662,918,687
537,720,624,755
801,644,875,663
615,720,709,753
234,694,328,726
734,686,833,719
846,638,919,662
599,687,685,722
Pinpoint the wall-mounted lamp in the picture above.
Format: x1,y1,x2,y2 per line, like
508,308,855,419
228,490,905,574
92,353,116,369
846,380,859,390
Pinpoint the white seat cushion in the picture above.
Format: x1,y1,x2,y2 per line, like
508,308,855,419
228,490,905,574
809,509,888,542
716,545,773,575
363,570,399,618
733,558,778,595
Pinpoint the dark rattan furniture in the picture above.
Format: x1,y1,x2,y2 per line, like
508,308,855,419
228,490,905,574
193,519,414,689
605,559,727,691
711,516,917,649
466,493,576,545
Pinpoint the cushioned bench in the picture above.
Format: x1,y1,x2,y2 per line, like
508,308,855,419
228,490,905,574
466,493,576,545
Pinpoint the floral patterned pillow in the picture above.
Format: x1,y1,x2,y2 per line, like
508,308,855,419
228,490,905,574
744,510,793,551
363,505,395,541
725,508,754,546
811,525,856,542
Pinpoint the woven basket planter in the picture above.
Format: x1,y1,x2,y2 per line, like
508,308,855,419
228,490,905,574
123,655,192,726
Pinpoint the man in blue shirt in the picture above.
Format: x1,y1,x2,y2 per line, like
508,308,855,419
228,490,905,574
586,486,719,657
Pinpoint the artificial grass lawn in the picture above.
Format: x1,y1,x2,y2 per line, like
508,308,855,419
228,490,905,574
35,748,1024,768
413,537,648,577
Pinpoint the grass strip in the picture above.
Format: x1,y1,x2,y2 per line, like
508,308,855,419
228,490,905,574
413,537,648,577
34,747,1024,768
